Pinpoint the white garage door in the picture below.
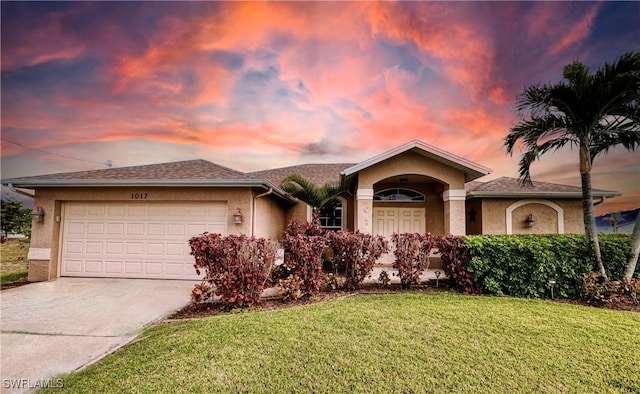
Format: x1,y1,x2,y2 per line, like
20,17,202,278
61,202,227,279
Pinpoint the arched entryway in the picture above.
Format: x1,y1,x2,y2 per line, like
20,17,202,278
371,174,447,238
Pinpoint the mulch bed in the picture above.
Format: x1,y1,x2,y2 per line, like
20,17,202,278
167,284,639,320
167,285,448,320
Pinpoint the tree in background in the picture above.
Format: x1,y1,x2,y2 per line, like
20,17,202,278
0,198,32,240
505,51,640,280
608,211,622,233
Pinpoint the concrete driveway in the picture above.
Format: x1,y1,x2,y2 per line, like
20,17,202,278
1,278,195,393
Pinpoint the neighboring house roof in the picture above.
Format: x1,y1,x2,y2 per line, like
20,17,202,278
249,163,355,186
466,177,620,199
341,139,492,182
2,159,298,203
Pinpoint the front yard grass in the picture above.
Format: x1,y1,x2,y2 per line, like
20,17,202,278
42,292,640,393
0,238,29,283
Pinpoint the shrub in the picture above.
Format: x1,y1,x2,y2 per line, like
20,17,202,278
464,234,634,299
435,235,480,294
377,270,391,287
189,233,277,309
599,233,636,280
327,230,389,290
279,274,304,301
282,221,327,297
190,282,213,304
392,233,434,289
579,272,639,307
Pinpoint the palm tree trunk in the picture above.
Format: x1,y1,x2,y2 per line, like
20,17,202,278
580,145,607,280
623,213,640,282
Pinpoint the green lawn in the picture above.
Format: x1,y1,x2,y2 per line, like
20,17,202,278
41,293,640,393
0,238,29,283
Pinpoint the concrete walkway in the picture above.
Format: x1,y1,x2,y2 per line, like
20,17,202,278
1,278,195,394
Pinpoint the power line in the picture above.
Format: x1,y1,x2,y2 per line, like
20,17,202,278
1,138,113,168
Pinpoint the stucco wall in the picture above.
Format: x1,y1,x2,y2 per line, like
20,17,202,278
465,199,482,235
357,151,466,189
285,202,310,228
254,193,287,240
28,186,263,281
480,198,584,234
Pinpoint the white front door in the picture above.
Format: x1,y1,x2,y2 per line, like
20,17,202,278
373,207,426,264
373,207,425,236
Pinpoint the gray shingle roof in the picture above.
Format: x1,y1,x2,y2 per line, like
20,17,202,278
7,160,251,181
249,163,355,186
466,177,619,198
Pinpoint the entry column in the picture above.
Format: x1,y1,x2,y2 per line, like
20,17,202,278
443,189,466,235
355,188,374,234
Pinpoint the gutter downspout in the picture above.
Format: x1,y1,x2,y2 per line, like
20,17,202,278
7,183,35,199
252,188,273,236
593,196,606,206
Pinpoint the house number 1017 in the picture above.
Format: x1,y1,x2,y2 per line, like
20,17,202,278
131,192,148,200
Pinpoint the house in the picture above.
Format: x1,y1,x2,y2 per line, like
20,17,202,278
2,140,620,282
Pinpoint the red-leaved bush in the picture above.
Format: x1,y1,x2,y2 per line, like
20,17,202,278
282,220,326,298
327,230,389,290
189,233,277,308
435,235,481,294
392,233,434,289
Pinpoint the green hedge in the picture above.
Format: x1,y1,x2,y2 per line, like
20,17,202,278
465,234,635,299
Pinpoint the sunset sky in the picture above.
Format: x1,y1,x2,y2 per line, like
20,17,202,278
1,1,638,215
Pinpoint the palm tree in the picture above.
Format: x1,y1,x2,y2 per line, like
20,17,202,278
505,51,640,280
280,174,348,211
608,211,622,233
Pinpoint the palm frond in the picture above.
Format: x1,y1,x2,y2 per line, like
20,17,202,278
280,174,348,209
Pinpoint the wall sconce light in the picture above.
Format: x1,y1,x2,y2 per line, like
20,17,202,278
525,213,536,228
32,206,45,223
232,208,243,224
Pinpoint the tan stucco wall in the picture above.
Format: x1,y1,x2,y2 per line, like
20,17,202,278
254,193,287,240
285,202,310,228
465,199,482,235
357,151,466,189
28,186,266,281
512,203,558,234
480,198,584,234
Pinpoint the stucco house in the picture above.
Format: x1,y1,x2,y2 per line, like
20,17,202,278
2,140,620,282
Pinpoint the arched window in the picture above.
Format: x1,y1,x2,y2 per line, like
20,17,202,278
319,198,344,231
373,188,425,202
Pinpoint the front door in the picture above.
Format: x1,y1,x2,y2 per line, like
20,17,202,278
373,207,426,264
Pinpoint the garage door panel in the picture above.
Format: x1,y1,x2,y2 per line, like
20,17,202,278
61,202,226,279
66,222,85,235
145,262,163,275
125,262,143,274
126,223,144,235
105,261,123,273
65,260,83,274
87,223,104,236
88,205,106,216
85,261,102,273
107,223,125,236
65,241,84,254
126,242,144,255
85,242,103,254
167,224,186,236
147,223,165,236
